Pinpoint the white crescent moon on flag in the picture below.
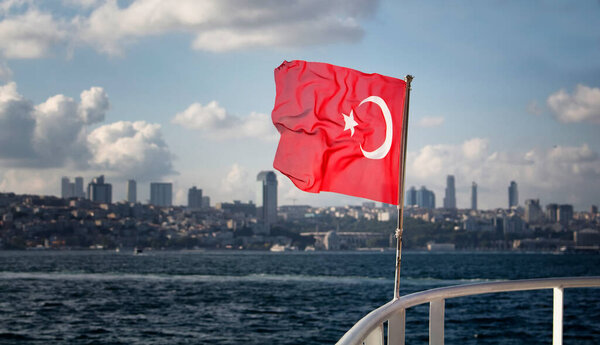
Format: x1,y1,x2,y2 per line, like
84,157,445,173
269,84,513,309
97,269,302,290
358,96,393,160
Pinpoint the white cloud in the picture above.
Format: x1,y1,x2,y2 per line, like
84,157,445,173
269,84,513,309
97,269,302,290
172,100,278,141
0,0,374,58
78,86,109,124
87,121,175,180
0,9,67,58
0,81,174,181
220,163,254,202
0,82,36,159
547,84,600,124
415,116,444,127
406,138,600,210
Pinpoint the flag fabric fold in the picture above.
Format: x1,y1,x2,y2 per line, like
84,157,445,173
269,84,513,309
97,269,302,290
271,60,407,205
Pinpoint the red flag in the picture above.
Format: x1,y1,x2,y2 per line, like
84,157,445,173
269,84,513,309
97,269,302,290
271,60,407,205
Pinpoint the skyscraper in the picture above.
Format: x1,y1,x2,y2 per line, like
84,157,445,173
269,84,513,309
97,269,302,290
508,181,518,208
61,177,73,199
127,179,137,203
256,171,278,232
87,175,112,204
443,175,456,209
74,177,84,198
188,186,203,209
150,182,172,207
62,177,85,199
471,182,477,211
416,186,435,209
405,186,417,206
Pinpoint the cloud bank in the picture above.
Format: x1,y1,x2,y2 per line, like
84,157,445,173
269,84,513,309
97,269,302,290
0,0,376,58
0,81,175,181
547,84,600,124
172,100,277,141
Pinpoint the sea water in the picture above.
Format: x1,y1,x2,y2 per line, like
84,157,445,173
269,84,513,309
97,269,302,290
0,251,599,344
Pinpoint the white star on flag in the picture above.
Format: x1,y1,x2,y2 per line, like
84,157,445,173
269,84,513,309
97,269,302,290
342,110,359,136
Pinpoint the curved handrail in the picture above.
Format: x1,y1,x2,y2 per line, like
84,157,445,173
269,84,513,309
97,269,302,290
337,276,600,345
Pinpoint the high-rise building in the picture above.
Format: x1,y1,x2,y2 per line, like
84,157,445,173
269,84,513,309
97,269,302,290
202,196,210,209
525,199,544,224
592,205,598,215
471,182,477,211
150,182,172,207
74,177,84,198
405,186,417,206
87,175,112,204
256,171,278,231
546,203,558,223
416,186,435,209
508,181,518,208
188,186,203,209
558,204,573,225
127,179,137,203
61,177,73,199
443,175,456,209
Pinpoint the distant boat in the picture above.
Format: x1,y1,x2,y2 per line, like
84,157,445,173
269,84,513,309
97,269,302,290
134,247,143,255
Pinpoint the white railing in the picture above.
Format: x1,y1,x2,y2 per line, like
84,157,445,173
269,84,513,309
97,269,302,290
336,276,600,345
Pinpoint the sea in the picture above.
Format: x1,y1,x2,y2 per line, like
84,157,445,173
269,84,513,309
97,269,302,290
0,250,599,344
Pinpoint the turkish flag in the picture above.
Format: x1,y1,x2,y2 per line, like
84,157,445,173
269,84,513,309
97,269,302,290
271,60,407,205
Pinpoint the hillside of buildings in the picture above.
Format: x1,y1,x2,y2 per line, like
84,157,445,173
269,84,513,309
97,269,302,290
1,191,599,252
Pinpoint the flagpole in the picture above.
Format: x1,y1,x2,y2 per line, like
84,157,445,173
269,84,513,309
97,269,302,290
393,75,413,300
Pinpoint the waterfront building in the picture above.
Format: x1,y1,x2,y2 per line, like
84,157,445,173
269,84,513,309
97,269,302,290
471,182,477,211
405,186,417,207
150,183,172,207
127,179,137,203
558,204,573,225
256,171,278,233
443,175,456,209
416,186,435,209
508,181,518,208
503,214,526,234
546,204,558,222
188,186,203,209
525,199,544,224
87,175,112,204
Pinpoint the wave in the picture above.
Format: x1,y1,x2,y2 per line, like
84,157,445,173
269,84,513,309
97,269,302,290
0,271,393,285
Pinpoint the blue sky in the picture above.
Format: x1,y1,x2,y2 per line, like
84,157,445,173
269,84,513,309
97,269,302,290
0,0,599,210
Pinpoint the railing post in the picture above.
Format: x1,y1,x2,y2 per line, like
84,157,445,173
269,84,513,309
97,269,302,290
429,298,445,345
388,309,406,345
553,287,564,345
363,324,383,345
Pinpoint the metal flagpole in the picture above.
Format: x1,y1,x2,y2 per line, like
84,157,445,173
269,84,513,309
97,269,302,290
393,75,413,300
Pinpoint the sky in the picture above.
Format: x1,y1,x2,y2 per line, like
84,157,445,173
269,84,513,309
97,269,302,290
0,0,599,211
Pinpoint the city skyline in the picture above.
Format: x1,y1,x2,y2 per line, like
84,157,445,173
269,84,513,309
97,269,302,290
0,1,598,210
54,174,597,212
